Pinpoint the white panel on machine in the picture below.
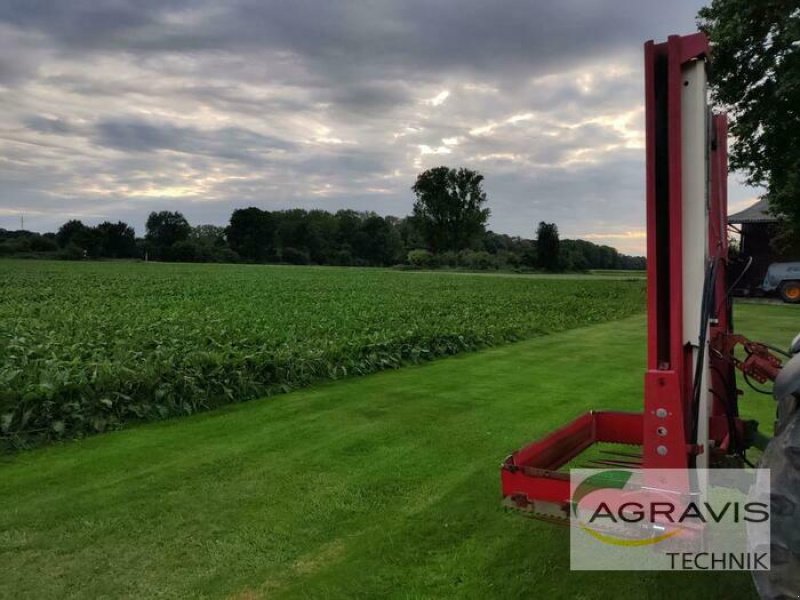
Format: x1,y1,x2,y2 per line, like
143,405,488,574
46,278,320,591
681,59,710,469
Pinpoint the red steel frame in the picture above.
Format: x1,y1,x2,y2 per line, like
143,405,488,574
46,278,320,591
500,33,748,516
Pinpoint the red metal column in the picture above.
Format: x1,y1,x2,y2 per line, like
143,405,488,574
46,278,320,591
642,33,709,469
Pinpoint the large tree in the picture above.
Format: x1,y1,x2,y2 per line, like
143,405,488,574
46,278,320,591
411,166,490,253
55,219,103,257
698,1,800,245
145,211,191,250
535,221,561,271
227,207,275,261
95,221,137,258
56,219,91,248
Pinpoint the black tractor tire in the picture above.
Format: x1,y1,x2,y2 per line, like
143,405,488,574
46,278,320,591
778,280,800,304
752,394,800,599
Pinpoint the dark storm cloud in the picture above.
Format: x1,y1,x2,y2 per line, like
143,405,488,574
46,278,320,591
324,82,415,116
0,1,695,77
0,0,160,48
295,149,392,179
0,0,759,253
92,118,294,161
24,116,76,135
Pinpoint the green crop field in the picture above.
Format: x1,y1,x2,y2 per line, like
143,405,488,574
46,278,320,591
0,303,794,599
0,260,644,449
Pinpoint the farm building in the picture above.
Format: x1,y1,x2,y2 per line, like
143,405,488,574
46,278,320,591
728,198,790,292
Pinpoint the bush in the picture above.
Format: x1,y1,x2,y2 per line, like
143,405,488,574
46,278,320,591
168,240,200,262
474,252,497,270
438,251,459,268
281,247,309,265
211,247,241,264
5,238,31,254
496,250,520,269
459,250,497,270
332,249,354,266
407,249,434,268
58,243,86,261
29,236,58,253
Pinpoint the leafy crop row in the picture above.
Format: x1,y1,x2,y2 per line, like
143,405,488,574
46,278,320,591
0,261,644,449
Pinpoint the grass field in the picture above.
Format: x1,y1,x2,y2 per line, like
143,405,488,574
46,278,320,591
1,302,795,599
589,269,646,278
0,260,643,448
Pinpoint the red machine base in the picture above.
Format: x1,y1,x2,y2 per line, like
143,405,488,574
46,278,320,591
501,411,641,521
500,410,750,521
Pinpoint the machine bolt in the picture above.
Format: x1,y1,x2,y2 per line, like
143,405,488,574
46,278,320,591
656,445,668,456
656,408,668,418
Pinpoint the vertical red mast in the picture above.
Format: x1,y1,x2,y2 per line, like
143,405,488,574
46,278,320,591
642,33,712,469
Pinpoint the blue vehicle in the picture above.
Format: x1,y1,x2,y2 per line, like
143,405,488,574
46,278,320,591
762,262,800,303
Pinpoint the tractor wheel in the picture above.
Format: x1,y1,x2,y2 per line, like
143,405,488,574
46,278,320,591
752,395,800,599
778,280,800,304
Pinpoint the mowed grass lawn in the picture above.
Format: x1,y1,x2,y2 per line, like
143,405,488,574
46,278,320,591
1,303,796,599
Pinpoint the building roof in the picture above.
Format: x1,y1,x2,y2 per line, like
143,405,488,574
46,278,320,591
727,199,777,224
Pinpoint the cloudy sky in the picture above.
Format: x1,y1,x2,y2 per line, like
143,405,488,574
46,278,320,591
0,0,760,255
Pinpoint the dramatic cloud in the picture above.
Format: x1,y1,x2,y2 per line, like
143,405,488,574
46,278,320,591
0,0,759,254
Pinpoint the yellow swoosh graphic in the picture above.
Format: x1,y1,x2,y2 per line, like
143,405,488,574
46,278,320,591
579,524,681,547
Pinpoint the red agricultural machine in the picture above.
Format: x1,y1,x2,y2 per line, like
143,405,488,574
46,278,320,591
500,33,800,597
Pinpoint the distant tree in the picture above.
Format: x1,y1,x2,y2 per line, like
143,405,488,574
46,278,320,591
351,215,404,266
560,242,591,272
226,208,405,266
274,209,312,256
395,216,426,251
482,231,509,254
227,208,275,262
55,219,106,257
190,225,226,246
698,0,800,245
334,209,361,245
617,254,646,270
95,221,136,258
56,220,91,248
26,235,57,253
0,228,57,256
535,222,561,271
305,210,339,264
186,224,236,262
411,166,490,252
145,211,191,257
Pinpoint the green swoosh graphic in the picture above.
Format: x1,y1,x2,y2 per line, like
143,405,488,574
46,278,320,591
571,470,633,517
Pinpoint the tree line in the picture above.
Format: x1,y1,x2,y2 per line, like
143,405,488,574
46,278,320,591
699,0,800,251
0,166,645,271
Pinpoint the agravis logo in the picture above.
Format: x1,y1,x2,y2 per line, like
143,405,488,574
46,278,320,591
569,468,771,571
571,470,682,547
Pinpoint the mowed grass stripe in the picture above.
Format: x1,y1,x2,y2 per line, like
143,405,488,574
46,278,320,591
0,260,643,447
4,303,795,598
